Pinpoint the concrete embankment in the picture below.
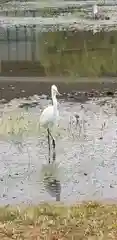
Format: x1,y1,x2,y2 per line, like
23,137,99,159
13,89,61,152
0,1,117,77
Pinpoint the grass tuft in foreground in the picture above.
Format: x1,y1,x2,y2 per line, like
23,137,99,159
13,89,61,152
0,202,117,239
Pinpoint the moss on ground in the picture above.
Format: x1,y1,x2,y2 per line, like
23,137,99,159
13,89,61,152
39,30,117,77
0,202,117,239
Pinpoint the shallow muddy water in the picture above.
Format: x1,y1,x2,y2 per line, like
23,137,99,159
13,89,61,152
0,92,117,205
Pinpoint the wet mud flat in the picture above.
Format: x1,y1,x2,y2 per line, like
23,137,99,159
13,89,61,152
0,77,117,102
0,78,117,205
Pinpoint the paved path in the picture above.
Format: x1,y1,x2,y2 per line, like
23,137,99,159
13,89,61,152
0,76,117,83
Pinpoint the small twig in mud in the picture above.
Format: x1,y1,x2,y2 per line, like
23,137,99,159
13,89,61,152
79,105,87,136
68,116,75,138
103,109,109,116
115,107,117,116
100,121,106,139
68,115,78,139
10,126,24,153
74,114,80,128
68,110,87,139
23,146,34,181
101,121,106,131
74,114,82,136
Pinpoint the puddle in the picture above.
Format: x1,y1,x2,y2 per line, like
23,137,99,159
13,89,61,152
0,94,116,205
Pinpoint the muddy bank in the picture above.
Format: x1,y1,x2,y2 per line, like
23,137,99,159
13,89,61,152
0,77,116,101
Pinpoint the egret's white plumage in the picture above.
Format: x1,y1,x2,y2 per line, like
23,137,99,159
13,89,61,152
40,104,59,129
92,3,98,19
93,4,98,15
40,85,60,129
39,85,60,163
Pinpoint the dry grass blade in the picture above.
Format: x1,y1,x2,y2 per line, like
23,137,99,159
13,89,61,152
0,202,116,239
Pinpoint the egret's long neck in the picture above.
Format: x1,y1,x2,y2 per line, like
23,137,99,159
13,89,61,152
52,92,57,113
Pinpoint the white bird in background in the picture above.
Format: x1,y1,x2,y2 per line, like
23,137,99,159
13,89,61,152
40,85,60,163
92,3,98,19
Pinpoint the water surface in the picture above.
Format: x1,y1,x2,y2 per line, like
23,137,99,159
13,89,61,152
0,95,117,205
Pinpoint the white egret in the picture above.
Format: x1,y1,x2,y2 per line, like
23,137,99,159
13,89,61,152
92,4,98,19
40,85,60,163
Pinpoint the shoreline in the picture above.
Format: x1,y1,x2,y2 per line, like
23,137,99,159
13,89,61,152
0,76,117,83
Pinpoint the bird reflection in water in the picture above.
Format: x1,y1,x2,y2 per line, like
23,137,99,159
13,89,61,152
41,151,61,202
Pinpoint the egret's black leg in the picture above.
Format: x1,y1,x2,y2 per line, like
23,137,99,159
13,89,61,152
48,129,56,151
52,148,56,162
47,128,51,163
52,138,55,150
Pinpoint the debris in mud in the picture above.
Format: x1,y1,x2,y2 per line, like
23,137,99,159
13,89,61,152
9,85,15,90
65,89,114,102
110,184,114,188
106,91,114,96
19,101,39,109
88,90,100,98
40,94,47,99
67,91,89,102
15,173,19,176
74,113,80,126
99,100,107,106
84,173,88,176
105,16,110,20
99,136,103,140
0,99,7,104
3,194,7,198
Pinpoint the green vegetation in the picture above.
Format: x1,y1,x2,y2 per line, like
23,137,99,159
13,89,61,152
39,30,117,77
0,202,117,239
34,8,80,17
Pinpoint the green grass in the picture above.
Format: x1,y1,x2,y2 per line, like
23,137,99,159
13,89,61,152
39,31,117,77
0,202,117,239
